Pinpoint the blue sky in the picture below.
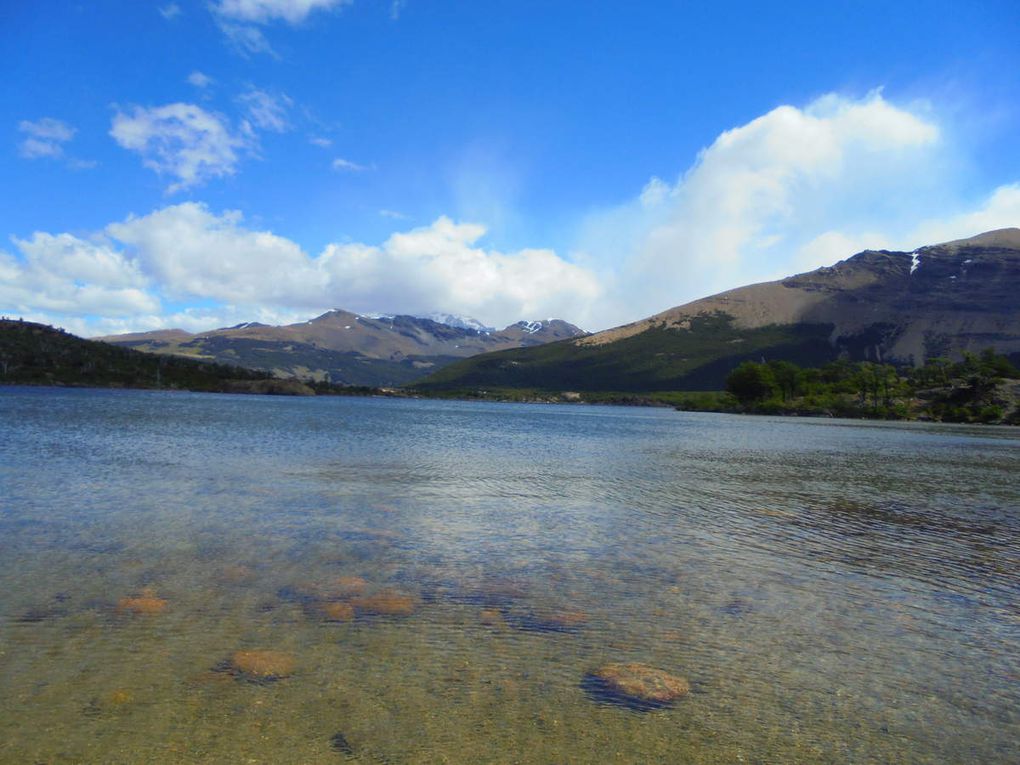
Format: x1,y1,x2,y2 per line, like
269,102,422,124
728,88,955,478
3,0,1019,335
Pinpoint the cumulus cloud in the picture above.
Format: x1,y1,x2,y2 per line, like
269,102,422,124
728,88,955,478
238,89,292,132
317,217,601,323
110,103,250,192
577,91,954,325
0,233,157,319
106,203,325,305
159,3,181,20
18,118,76,159
106,204,598,324
1,203,601,335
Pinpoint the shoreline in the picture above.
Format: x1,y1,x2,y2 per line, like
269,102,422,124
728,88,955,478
4,380,1017,427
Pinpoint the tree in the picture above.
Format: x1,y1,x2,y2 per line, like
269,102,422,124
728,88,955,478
725,362,777,406
767,360,802,402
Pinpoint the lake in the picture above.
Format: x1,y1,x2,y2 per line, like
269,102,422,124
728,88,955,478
0,386,1017,763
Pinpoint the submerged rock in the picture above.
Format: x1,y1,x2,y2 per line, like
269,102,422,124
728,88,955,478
280,575,368,605
583,663,689,711
317,601,355,622
116,588,168,615
351,590,416,616
227,650,296,682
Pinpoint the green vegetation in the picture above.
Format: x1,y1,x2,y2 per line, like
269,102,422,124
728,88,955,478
412,349,1020,425
0,320,387,396
419,313,838,392
721,350,1020,424
0,320,274,391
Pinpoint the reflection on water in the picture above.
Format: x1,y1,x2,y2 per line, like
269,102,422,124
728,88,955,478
0,387,1017,763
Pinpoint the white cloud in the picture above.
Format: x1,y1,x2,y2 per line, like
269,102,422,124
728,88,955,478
309,136,332,148
238,89,292,132
212,0,351,55
0,233,157,318
105,204,599,326
159,3,181,20
2,203,601,335
390,1,406,20
213,0,350,24
218,22,277,57
331,157,366,172
110,103,249,192
578,91,953,325
107,203,326,305
318,217,602,324
187,71,214,88
908,184,1020,247
18,118,76,159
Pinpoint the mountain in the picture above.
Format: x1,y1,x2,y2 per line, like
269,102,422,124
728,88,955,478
418,229,1020,393
97,311,585,387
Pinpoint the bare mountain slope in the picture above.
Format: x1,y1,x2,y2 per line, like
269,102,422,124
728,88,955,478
421,229,1020,392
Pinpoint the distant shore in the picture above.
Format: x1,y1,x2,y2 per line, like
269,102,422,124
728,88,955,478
4,380,1019,427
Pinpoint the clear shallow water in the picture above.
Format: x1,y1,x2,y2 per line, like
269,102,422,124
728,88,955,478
0,386,1017,764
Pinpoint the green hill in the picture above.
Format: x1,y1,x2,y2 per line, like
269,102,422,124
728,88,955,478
0,319,305,393
419,313,836,392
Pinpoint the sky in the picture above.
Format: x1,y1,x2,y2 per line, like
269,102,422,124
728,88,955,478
2,0,1019,336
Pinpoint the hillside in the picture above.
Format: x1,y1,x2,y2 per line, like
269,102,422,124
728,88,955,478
418,229,1020,393
0,320,314,394
98,311,585,387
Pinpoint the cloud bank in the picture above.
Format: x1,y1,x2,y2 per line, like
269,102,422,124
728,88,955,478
2,204,600,336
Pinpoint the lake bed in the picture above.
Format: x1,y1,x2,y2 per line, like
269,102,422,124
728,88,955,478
1,387,1017,763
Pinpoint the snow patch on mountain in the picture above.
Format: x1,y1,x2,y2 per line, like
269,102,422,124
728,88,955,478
423,313,494,332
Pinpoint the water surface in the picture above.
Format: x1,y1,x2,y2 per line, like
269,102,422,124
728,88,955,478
1,387,1017,763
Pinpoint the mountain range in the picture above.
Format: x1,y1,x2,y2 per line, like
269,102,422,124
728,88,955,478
98,311,585,387
418,229,1020,392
